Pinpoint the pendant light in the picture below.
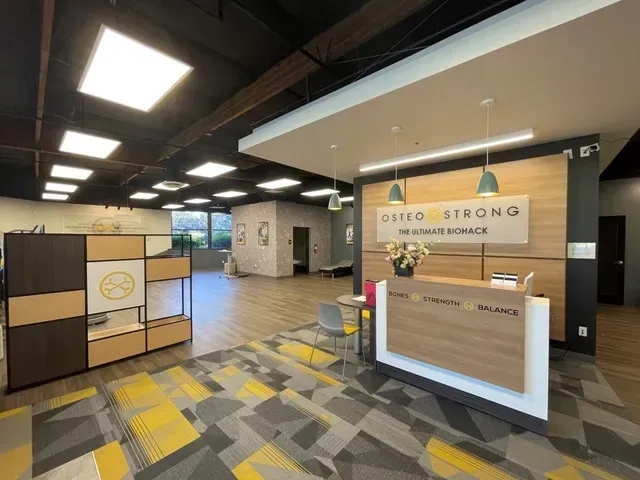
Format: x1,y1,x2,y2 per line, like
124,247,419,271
388,126,404,204
476,98,500,197
328,145,342,211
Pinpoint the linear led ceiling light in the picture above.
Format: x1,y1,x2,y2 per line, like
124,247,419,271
186,162,236,178
130,192,158,199
184,198,211,204
51,165,93,180
213,191,247,198
340,196,354,202
162,204,184,209
45,182,78,193
359,128,534,172
78,26,193,112
301,189,339,197
256,178,301,189
59,130,121,159
42,193,69,201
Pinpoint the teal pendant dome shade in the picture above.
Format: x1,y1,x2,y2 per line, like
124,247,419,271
388,183,404,204
328,193,342,210
476,170,500,197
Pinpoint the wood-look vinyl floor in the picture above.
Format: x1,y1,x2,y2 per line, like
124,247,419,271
596,303,640,422
0,270,352,411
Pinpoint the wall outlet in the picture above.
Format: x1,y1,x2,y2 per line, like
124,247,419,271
580,146,591,157
578,326,588,337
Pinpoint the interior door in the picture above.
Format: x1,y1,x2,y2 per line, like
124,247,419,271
598,216,625,305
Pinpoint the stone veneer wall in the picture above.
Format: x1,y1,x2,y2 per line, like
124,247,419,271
231,201,331,277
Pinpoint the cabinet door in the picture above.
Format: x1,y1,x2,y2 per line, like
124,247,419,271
9,316,86,389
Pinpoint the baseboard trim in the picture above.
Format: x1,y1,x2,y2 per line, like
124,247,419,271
377,362,547,435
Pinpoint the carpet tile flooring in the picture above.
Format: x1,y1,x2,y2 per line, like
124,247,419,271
1,323,639,479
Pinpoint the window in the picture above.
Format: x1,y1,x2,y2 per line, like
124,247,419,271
211,213,232,249
170,212,232,249
171,211,208,249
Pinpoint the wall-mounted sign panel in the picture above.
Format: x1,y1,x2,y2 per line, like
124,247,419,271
377,195,529,244
87,259,146,314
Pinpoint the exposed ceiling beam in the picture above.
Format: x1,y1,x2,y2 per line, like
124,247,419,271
35,0,55,180
123,0,434,184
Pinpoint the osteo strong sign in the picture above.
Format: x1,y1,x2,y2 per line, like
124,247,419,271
377,195,529,244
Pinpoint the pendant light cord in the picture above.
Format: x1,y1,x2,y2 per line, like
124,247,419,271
394,134,399,181
333,148,337,190
486,103,490,168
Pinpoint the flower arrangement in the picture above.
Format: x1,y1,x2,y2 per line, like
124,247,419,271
385,238,430,271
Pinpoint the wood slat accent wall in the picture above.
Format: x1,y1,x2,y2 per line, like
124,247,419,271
88,331,146,368
86,235,145,261
363,180,405,252
146,257,191,282
9,290,86,326
147,320,191,351
406,168,483,256
484,154,567,259
483,257,566,340
360,154,569,341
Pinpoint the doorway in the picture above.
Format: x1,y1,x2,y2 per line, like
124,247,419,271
292,227,310,274
598,215,626,305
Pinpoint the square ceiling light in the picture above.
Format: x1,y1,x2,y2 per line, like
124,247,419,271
59,130,121,159
51,164,93,180
213,191,247,198
184,198,211,204
45,182,78,193
186,162,236,178
130,192,158,199
256,178,301,189
42,192,69,201
301,189,339,197
78,26,193,112
162,204,184,209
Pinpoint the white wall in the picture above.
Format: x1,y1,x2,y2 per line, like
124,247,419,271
0,196,172,255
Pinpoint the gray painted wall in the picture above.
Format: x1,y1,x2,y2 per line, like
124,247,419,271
331,206,354,264
599,178,640,305
191,249,227,270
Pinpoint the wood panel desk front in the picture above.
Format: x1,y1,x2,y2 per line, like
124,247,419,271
386,275,526,393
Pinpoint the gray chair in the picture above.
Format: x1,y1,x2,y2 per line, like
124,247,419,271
310,302,366,380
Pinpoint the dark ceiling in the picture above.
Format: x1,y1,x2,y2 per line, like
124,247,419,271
600,129,640,181
0,0,523,211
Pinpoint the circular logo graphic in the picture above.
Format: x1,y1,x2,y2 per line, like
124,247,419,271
411,293,421,302
463,301,474,311
100,271,135,300
426,208,442,224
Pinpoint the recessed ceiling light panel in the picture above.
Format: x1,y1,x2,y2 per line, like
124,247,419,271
256,178,301,189
51,165,93,180
184,198,211,204
42,193,69,201
162,204,184,209
130,192,158,199
186,162,236,178
78,26,193,112
301,189,339,197
45,182,78,193
213,191,247,198
59,130,121,159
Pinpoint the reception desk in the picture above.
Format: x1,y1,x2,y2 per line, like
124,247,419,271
376,275,549,434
